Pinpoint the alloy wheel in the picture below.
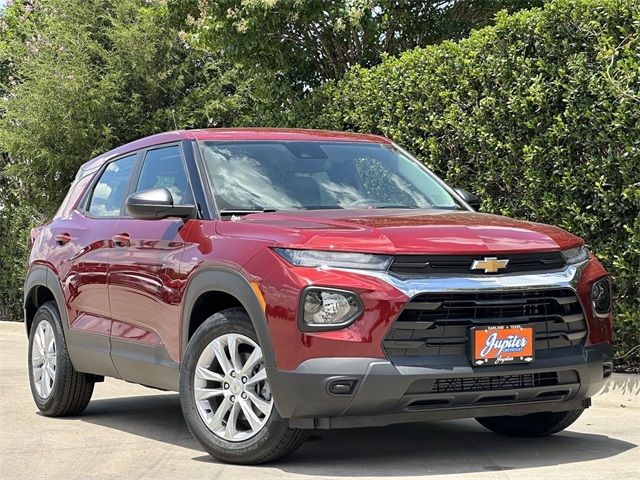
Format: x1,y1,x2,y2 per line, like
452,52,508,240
193,333,273,442
31,320,57,399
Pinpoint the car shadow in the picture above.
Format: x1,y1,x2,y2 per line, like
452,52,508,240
80,394,636,476
80,393,200,451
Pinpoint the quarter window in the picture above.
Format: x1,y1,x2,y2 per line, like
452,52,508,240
136,145,191,205
87,154,137,217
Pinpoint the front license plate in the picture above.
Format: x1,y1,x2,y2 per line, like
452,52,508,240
471,325,534,366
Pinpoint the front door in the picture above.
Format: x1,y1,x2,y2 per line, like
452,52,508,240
107,144,193,388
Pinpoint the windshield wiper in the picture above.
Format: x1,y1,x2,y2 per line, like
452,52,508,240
373,205,465,211
374,205,424,209
219,208,278,216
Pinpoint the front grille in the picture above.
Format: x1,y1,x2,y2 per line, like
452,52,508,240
383,288,587,364
430,372,559,393
389,252,566,276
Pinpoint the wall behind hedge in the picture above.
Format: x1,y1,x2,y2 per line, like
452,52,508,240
287,0,640,362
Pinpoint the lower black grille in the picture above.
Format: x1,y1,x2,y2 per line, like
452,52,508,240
384,288,587,365
430,372,559,393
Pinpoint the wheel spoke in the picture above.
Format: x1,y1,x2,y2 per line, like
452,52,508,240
208,397,232,430
247,391,272,416
227,335,243,372
32,353,44,368
245,367,267,386
210,339,233,375
195,387,224,401
240,348,262,376
46,333,55,354
41,367,50,396
45,374,52,397
225,401,241,439
240,398,263,431
196,366,224,383
41,324,49,348
35,327,45,356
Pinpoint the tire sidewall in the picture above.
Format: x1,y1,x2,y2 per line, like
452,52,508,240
179,309,291,462
28,303,64,411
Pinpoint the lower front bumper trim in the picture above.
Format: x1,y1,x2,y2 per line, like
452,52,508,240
290,397,592,430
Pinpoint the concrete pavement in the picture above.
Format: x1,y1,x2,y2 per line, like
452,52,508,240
1,321,638,480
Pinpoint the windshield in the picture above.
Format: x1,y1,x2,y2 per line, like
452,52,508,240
199,141,463,212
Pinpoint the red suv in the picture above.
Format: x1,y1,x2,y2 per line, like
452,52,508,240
25,128,613,464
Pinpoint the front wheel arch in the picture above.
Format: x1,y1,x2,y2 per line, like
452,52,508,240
180,267,276,369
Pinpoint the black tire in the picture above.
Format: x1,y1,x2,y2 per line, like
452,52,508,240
179,308,307,464
476,409,585,437
28,301,95,416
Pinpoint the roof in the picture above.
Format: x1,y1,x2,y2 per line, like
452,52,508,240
81,128,391,172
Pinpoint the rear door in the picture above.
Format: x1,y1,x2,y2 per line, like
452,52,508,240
107,143,193,387
59,153,138,377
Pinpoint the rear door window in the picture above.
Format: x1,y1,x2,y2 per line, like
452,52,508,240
87,154,137,217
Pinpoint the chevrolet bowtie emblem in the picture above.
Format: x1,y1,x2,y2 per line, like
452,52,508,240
471,257,509,273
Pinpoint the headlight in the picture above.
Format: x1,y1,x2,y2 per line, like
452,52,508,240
299,288,363,331
561,245,589,265
592,277,612,317
274,248,393,271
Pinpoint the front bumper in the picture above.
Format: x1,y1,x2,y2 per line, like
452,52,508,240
268,343,613,429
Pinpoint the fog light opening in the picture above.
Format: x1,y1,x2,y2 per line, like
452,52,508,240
327,379,357,396
591,277,612,318
299,287,363,331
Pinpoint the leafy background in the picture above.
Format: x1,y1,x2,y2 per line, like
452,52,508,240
1,0,638,369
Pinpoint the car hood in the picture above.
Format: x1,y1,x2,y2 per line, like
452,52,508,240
215,208,582,254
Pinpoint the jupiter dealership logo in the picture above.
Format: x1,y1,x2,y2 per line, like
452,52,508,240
472,326,534,366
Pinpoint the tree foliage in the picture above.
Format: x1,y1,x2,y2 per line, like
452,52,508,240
187,0,543,89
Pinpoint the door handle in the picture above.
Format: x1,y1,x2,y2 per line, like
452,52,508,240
55,232,72,245
112,233,130,247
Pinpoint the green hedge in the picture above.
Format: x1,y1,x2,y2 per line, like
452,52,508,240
287,0,640,364
0,202,44,322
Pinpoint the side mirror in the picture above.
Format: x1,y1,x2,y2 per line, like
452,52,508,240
454,188,481,211
125,188,195,220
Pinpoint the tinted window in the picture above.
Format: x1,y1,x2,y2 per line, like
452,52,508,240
136,145,191,205
199,141,460,211
87,154,137,217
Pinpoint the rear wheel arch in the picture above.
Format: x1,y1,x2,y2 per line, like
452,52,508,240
24,266,68,336
181,267,275,368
